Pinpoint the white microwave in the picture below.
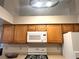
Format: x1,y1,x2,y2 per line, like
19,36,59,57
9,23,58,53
27,31,47,43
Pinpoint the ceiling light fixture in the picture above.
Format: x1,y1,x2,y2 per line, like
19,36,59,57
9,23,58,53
30,0,59,8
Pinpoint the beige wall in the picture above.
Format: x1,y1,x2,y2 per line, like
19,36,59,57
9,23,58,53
14,16,78,24
0,6,13,24
3,44,61,55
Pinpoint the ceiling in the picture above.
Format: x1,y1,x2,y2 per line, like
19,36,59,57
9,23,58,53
2,0,77,16
19,0,76,16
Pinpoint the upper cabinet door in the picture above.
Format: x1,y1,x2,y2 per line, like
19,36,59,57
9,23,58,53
27,25,47,31
3,25,14,43
14,25,27,44
36,25,47,31
47,25,62,44
62,24,74,33
27,25,36,31
73,24,79,32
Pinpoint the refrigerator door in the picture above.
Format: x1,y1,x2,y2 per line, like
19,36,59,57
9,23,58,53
63,32,76,59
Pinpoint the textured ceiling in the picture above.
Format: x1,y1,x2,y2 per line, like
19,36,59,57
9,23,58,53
18,0,76,16
2,0,76,16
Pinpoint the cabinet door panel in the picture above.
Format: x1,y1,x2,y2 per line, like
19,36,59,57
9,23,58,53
36,25,47,31
74,24,79,32
27,25,36,31
14,25,27,44
3,25,14,43
47,25,62,44
62,24,74,33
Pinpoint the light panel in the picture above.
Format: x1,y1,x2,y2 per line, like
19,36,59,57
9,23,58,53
31,0,59,8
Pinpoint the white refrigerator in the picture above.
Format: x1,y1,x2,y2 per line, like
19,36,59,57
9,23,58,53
63,32,79,59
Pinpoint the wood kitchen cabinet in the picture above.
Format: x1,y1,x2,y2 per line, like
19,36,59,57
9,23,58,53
36,25,47,31
28,25,47,31
4,24,79,44
73,24,79,32
3,25,14,43
14,25,27,44
62,24,74,33
27,25,36,31
47,25,62,44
